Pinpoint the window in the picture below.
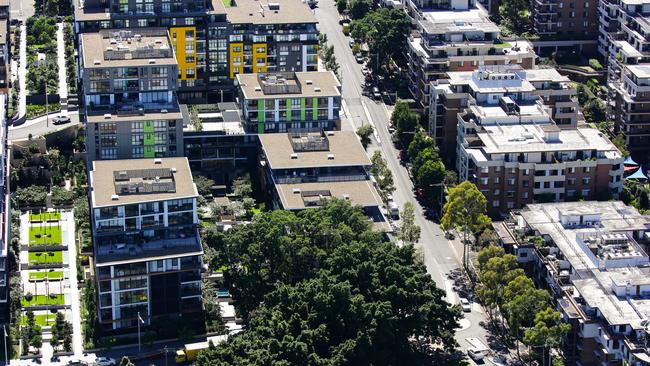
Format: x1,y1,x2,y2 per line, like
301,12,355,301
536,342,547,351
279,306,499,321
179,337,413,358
480,166,489,173
582,177,591,184
568,178,576,185
100,148,118,160
581,189,590,197
522,181,529,188
507,178,515,185
583,167,591,173
522,192,529,199
480,178,489,185
494,177,500,184
507,202,515,209
492,200,500,208
494,189,501,195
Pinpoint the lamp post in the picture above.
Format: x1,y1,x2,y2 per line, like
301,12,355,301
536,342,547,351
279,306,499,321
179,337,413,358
3,325,8,366
137,312,144,353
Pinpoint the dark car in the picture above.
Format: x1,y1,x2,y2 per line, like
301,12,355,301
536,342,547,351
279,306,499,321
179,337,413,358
67,361,88,366
52,115,71,125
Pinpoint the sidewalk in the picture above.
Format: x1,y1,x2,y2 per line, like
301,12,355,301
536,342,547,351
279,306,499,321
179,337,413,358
56,23,68,106
18,24,26,119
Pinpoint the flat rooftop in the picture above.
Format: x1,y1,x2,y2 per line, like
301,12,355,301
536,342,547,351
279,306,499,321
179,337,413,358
75,0,226,21
237,72,340,99
91,157,198,207
419,8,499,35
626,64,650,79
474,124,621,155
222,0,317,24
87,111,183,124
276,180,382,210
446,68,536,93
81,29,176,69
259,131,370,169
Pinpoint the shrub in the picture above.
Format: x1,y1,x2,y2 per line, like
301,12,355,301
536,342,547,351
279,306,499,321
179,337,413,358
51,186,74,206
15,186,47,208
589,58,603,71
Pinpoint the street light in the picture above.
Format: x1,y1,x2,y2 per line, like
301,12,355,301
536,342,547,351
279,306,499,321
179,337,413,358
3,325,8,366
137,312,145,353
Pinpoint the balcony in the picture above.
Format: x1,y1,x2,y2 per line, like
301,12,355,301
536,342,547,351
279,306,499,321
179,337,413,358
96,230,202,264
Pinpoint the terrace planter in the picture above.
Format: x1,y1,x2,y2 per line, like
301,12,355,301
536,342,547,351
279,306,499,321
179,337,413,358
27,245,66,252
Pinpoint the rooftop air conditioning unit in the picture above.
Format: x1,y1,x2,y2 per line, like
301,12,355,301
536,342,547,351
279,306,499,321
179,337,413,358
290,153,298,159
93,59,101,65
170,167,177,173
327,154,334,160
148,59,156,64
103,114,112,119
161,109,168,113
106,47,113,51
111,194,119,201
293,188,301,193
154,158,162,164
305,80,313,85
254,86,262,91
314,87,321,92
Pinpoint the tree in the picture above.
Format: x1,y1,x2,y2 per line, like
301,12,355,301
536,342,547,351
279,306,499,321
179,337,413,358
391,100,419,147
612,133,629,156
14,185,47,208
348,0,371,19
51,312,65,351
524,307,570,366
477,229,499,248
407,131,437,162
194,175,216,198
398,202,421,245
51,186,74,206
370,151,395,203
476,244,505,271
197,200,460,365
441,181,491,267
232,174,252,198
356,124,374,149
498,0,529,34
476,251,524,320
336,0,347,13
414,159,446,192
583,99,605,125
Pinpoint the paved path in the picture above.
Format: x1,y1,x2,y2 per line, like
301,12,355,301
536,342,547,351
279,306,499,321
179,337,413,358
64,210,83,357
56,23,68,105
18,24,26,119
8,111,80,141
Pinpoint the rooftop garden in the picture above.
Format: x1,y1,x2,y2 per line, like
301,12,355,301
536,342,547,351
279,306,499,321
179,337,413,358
30,212,62,222
28,251,63,265
28,270,64,281
29,224,62,246
21,293,65,307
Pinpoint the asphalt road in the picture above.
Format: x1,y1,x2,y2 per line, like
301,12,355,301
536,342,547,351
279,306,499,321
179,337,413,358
8,112,80,141
315,0,491,360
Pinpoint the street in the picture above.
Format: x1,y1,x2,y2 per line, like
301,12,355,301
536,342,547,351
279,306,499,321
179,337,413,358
8,111,80,141
315,0,491,360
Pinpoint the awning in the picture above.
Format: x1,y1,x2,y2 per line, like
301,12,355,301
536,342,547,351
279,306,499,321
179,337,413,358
624,156,638,166
626,167,648,180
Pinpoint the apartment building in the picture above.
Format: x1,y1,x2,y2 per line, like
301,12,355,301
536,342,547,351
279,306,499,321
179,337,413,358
494,201,650,366
531,0,598,41
89,157,202,330
79,29,185,161
609,64,650,161
405,0,535,111
236,72,342,133
0,95,9,322
74,0,318,103
456,94,623,217
430,65,578,159
258,131,388,230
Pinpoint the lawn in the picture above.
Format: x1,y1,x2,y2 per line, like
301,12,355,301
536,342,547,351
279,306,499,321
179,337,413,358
495,42,512,48
21,313,61,327
222,0,232,6
28,251,63,265
28,270,64,281
21,294,65,307
30,212,61,222
29,224,62,246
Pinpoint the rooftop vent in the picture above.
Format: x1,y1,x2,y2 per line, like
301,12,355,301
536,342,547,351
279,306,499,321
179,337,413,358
293,188,301,193
290,153,298,159
161,109,168,113
314,87,321,92
326,131,335,136
111,194,119,201
103,113,112,119
170,167,177,173
342,194,350,200
254,86,262,91
154,158,162,164
93,59,101,65
106,46,113,51
110,38,117,44
327,154,334,160
154,39,163,44
148,59,156,64
305,80,313,85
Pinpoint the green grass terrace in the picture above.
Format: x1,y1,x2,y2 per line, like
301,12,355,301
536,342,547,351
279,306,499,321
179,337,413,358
30,212,62,222
28,251,63,265
28,270,64,281
21,294,65,307
29,224,62,246
21,312,62,327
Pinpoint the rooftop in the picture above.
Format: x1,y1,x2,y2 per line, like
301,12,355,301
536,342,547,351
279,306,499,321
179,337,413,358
81,29,176,69
237,72,341,99
626,64,650,79
86,110,183,124
90,157,198,207
276,180,382,210
220,0,317,24
259,131,370,169
419,8,499,35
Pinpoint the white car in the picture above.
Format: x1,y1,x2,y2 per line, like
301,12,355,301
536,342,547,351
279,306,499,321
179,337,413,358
94,357,116,366
459,297,472,312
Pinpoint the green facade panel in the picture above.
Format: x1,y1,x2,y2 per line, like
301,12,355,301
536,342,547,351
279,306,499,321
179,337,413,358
258,99,265,134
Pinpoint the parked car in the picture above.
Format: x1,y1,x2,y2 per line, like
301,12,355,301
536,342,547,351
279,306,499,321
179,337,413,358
349,39,355,48
355,54,364,63
94,357,116,366
53,115,71,125
67,361,89,366
361,65,369,74
459,297,472,312
372,86,381,100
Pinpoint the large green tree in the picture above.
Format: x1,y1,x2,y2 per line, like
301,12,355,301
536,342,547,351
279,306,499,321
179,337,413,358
199,200,460,365
524,307,571,365
370,151,395,203
350,9,410,72
390,101,420,148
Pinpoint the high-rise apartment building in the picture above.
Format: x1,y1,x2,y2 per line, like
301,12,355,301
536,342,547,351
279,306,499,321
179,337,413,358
531,0,599,42
430,65,579,159
74,0,318,103
0,95,9,322
89,157,203,330
79,29,185,161
405,0,535,111
236,71,342,133
495,201,650,366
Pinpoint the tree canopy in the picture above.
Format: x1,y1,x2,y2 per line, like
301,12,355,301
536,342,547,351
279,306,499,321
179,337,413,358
441,181,491,240
350,9,410,72
390,101,420,148
199,199,460,365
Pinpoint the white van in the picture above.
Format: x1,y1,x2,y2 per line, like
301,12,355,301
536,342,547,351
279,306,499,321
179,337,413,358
389,202,399,219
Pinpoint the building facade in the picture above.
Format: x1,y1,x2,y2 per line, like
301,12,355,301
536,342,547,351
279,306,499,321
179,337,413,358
405,0,536,111
79,29,186,161
495,201,650,366
531,0,599,40
0,95,9,322
430,65,578,160
89,158,203,330
237,72,342,133
453,87,622,216
74,0,318,103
